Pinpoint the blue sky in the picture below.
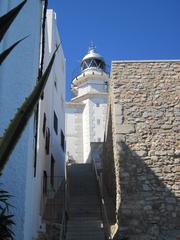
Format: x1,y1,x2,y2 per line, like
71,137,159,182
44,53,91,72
48,0,180,100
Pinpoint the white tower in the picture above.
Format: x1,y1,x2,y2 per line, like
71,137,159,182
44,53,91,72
66,44,109,163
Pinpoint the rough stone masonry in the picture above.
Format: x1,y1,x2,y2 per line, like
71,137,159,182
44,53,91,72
103,61,180,240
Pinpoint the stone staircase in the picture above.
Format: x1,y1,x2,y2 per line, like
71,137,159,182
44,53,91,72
66,163,105,240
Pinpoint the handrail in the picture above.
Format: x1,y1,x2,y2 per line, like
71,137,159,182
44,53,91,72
59,208,66,240
59,162,68,240
92,159,112,240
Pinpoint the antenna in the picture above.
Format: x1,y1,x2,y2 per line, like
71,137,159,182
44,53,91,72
89,41,96,52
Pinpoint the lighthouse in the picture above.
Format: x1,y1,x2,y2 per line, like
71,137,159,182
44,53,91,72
66,44,109,163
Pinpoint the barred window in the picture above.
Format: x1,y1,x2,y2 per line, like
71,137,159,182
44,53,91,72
42,113,46,136
45,127,50,154
50,155,55,187
54,111,58,135
61,130,65,151
43,171,47,195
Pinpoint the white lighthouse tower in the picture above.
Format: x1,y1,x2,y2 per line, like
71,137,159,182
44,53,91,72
66,44,109,163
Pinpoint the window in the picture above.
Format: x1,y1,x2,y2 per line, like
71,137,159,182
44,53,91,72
42,113,46,136
97,119,100,125
54,75,57,89
41,91,44,100
104,81,108,91
96,103,100,107
43,171,47,195
45,127,50,154
54,80,57,89
54,111,58,134
61,130,65,151
50,155,55,187
98,138,101,142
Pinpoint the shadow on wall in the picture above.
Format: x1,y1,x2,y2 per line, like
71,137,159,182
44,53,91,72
102,107,117,225
113,141,180,240
102,107,180,240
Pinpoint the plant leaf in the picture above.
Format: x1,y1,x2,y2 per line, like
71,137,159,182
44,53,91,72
0,35,29,65
0,188,14,239
0,46,59,171
0,0,27,42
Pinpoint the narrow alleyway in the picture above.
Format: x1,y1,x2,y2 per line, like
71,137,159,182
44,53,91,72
66,163,105,240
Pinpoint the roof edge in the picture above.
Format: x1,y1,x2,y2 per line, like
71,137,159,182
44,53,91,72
112,59,180,63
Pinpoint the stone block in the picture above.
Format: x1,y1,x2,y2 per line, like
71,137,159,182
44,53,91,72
114,104,123,115
175,166,180,172
126,134,138,144
143,184,151,191
135,150,147,157
165,197,176,204
161,124,172,130
116,124,135,134
155,151,167,156
115,115,124,124
175,176,180,181
115,133,126,142
175,150,180,157
164,166,172,173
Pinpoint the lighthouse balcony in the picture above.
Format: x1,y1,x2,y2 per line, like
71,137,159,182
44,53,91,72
71,67,109,87
71,74,108,96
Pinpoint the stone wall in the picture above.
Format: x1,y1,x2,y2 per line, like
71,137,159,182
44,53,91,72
103,61,180,240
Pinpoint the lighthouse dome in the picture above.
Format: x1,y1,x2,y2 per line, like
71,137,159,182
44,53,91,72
81,44,105,72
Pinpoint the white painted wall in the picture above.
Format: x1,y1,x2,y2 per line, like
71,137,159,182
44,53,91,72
66,104,84,163
0,4,65,240
35,9,66,237
90,97,107,142
78,79,107,96
0,1,42,239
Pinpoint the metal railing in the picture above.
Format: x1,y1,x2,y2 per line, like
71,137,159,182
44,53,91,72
71,64,110,82
59,162,68,240
39,166,68,239
41,176,64,221
92,159,113,240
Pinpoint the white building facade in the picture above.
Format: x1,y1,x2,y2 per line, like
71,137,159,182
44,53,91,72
66,46,109,163
35,9,66,234
0,2,65,239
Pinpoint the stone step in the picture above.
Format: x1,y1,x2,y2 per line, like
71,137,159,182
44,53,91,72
69,213,101,217
66,232,104,237
66,228,103,233
66,235,105,240
67,218,102,224
69,207,100,211
69,209,100,213
67,225,103,231
69,204,100,207
68,220,102,224
68,201,100,205
66,232,105,237
69,203,99,207
68,197,99,202
66,238,104,240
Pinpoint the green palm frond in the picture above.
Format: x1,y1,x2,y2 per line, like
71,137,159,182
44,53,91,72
0,0,27,42
0,46,59,171
0,189,13,211
0,188,14,239
0,36,29,65
0,210,14,239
